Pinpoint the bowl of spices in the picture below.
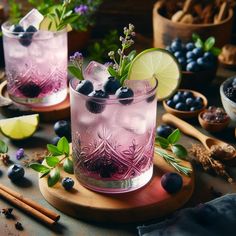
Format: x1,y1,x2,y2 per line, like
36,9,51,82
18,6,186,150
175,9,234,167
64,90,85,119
198,106,230,132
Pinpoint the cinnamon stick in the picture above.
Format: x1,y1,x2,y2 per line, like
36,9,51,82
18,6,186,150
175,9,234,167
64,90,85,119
0,184,60,225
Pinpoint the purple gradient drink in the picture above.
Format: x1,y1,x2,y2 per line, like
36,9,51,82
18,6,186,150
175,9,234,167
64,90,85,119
70,72,157,193
2,22,67,107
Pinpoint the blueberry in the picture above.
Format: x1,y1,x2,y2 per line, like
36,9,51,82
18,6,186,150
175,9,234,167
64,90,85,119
115,87,134,105
165,46,172,52
190,106,198,111
76,80,93,95
8,164,25,182
195,96,203,105
183,91,194,99
186,51,195,59
186,97,194,106
54,120,71,140
86,90,109,113
62,177,74,191
197,57,207,67
171,41,182,52
26,25,37,33
18,81,41,98
186,58,194,64
103,76,121,95
51,136,61,146
174,51,184,59
175,102,187,111
166,99,175,108
185,42,195,51
161,172,183,194
192,47,203,57
186,61,200,72
178,57,186,70
173,94,184,103
203,51,214,61
19,33,32,47
156,125,173,138
11,24,24,34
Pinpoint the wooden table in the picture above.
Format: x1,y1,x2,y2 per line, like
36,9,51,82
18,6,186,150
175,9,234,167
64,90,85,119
0,66,236,236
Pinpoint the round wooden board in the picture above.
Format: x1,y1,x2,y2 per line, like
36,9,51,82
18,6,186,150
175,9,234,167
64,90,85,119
39,153,194,223
0,80,70,122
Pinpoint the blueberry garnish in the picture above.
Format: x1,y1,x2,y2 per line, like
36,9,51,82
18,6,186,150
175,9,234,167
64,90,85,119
62,177,74,191
54,120,71,141
18,81,41,98
7,164,25,182
161,172,183,194
115,87,134,105
86,90,109,114
26,25,37,33
11,24,24,35
19,33,32,47
156,125,173,138
76,80,93,95
103,76,121,95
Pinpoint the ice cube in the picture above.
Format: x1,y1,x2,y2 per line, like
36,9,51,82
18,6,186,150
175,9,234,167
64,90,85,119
8,41,28,59
124,79,152,96
84,61,110,90
19,9,44,30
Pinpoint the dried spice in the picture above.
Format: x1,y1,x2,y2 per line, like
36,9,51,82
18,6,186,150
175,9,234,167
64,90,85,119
15,222,23,231
190,144,233,183
22,150,48,167
0,153,10,165
1,208,14,219
210,144,236,160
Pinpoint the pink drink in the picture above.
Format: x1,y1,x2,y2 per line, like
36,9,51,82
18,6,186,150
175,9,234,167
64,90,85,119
2,22,67,107
70,78,158,193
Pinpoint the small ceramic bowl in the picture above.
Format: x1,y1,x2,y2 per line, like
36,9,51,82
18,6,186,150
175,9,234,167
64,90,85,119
163,89,208,119
198,110,230,132
220,77,236,122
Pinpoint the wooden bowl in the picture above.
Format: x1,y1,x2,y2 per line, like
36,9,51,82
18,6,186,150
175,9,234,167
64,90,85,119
163,89,208,119
198,110,230,133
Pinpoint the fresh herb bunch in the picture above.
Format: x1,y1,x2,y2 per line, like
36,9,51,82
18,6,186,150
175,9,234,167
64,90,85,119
107,24,136,85
155,129,192,176
192,33,221,56
29,137,74,187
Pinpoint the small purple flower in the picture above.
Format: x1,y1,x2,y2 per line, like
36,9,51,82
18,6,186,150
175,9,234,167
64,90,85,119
74,5,89,15
16,148,24,160
70,51,83,62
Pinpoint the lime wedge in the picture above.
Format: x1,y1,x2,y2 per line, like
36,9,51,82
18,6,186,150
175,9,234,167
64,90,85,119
0,114,39,140
128,48,181,101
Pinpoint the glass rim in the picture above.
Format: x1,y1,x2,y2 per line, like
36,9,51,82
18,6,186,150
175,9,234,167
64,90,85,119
69,77,158,104
1,20,67,38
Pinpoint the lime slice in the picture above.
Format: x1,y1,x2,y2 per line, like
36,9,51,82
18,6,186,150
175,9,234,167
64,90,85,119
0,114,39,140
128,48,181,101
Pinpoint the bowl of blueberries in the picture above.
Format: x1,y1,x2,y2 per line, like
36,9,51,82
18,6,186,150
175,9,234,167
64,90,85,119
220,76,236,122
163,89,207,119
166,37,218,90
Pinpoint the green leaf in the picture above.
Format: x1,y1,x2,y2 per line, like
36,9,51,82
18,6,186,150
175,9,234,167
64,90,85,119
108,66,119,78
0,140,8,153
63,158,74,174
57,137,69,156
211,47,222,56
29,163,50,173
40,170,50,178
204,37,215,51
68,65,84,80
48,167,60,187
46,156,60,167
120,73,128,85
47,144,63,156
155,136,169,149
127,50,136,61
192,33,201,42
195,38,204,48
171,144,188,159
167,129,180,144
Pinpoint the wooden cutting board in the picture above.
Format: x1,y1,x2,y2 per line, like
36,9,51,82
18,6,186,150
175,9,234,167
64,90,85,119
39,153,194,223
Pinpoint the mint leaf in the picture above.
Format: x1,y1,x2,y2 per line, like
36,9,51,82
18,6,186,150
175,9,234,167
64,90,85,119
57,137,69,156
0,140,8,153
63,158,74,174
204,37,215,51
48,167,60,187
155,136,169,149
108,66,119,78
46,156,60,167
192,33,201,42
127,50,136,61
68,65,84,80
171,144,188,159
167,129,180,144
47,144,63,156
29,163,50,173
211,47,222,56
40,170,50,178
195,38,204,48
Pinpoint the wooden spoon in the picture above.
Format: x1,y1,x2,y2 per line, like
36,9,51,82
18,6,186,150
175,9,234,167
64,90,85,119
162,113,236,159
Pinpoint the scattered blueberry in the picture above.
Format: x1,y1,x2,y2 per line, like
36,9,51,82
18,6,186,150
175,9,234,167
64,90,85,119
175,102,187,111
16,148,24,160
103,76,121,95
156,125,173,138
62,177,74,191
18,81,41,98
54,120,71,140
86,90,109,113
51,136,61,146
76,80,93,95
115,87,134,105
161,172,183,194
7,164,25,181
166,99,175,108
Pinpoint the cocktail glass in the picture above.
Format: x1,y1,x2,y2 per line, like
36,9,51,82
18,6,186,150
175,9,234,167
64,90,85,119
70,66,158,193
1,21,68,107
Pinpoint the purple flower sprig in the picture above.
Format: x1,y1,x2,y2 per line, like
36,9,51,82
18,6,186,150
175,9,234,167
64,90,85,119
74,5,89,15
68,51,84,81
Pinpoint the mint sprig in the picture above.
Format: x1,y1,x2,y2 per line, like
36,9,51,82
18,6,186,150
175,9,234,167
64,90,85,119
0,140,8,154
29,137,74,187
